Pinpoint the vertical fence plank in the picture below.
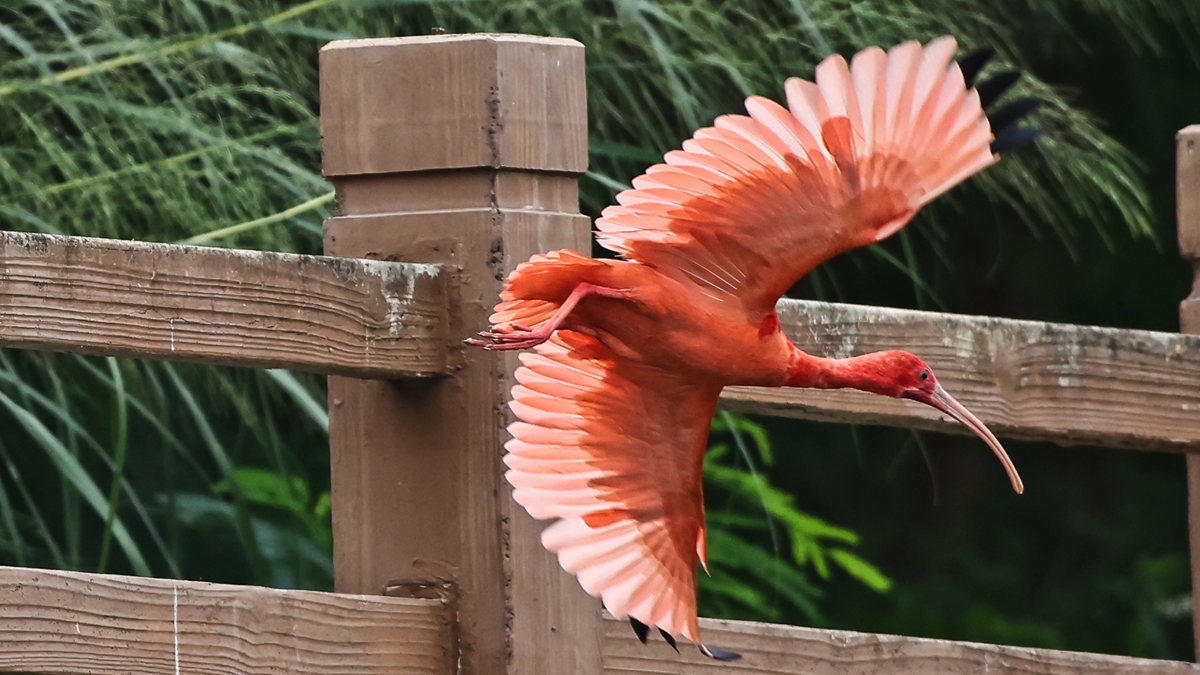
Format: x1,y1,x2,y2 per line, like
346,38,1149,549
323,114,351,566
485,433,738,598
319,35,598,675
1178,124,1200,658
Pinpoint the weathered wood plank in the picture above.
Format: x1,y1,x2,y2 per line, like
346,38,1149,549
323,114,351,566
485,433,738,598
0,565,454,675
721,298,1200,451
1176,124,1200,657
0,230,448,378
603,616,1200,674
1187,455,1200,658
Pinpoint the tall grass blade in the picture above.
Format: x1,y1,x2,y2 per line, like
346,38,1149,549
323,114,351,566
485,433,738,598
161,363,268,582
0,456,25,565
266,370,328,433
0,443,65,568
0,390,149,575
0,361,179,575
178,191,334,245
96,357,129,573
787,0,832,57
0,0,346,99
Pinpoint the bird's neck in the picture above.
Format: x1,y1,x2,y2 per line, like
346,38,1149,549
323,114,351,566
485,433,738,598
783,346,878,392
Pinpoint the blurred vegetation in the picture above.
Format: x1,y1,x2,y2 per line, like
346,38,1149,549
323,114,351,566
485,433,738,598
0,0,1196,660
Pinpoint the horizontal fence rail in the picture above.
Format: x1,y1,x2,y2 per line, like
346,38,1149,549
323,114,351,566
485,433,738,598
0,231,448,378
1,230,1198,451
602,616,1200,674
0,566,453,675
723,299,1200,451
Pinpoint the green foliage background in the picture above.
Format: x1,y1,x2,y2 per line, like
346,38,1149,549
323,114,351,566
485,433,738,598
0,0,1196,659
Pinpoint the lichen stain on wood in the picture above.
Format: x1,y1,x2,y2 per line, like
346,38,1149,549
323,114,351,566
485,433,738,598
740,298,1200,451
358,259,443,337
784,298,1200,368
0,230,450,378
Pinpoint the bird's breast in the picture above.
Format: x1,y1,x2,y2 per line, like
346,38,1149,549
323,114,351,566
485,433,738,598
574,277,793,387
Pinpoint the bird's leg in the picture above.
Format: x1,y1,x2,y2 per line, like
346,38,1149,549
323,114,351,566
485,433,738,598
467,282,629,351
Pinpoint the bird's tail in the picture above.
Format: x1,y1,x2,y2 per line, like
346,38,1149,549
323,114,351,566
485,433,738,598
489,249,608,330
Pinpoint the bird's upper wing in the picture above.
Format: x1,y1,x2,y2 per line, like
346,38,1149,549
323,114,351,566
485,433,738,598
505,330,723,646
595,37,997,318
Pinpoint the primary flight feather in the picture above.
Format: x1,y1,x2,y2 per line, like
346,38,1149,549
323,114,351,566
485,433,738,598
469,37,1036,660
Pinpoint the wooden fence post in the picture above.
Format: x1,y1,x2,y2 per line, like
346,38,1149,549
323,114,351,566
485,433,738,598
1178,124,1200,658
318,35,599,674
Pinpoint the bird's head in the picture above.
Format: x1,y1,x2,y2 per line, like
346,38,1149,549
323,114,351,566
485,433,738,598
850,351,1024,494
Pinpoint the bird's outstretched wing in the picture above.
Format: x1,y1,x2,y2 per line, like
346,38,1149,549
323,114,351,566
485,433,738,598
595,37,1033,318
505,330,723,648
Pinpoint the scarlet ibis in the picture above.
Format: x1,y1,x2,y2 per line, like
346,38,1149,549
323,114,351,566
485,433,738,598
468,37,1036,660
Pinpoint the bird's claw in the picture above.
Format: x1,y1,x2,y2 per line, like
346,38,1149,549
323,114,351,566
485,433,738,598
464,326,552,351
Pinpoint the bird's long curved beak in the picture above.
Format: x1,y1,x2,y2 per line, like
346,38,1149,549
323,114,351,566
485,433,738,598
923,385,1024,494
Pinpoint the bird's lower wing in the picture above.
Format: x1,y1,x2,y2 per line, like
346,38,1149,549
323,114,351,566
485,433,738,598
505,330,723,646
596,37,1035,318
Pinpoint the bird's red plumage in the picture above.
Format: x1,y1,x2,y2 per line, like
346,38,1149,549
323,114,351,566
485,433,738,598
473,36,1023,657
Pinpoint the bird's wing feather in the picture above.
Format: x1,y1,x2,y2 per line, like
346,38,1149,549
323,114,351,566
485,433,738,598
488,249,611,328
595,37,996,318
506,330,723,645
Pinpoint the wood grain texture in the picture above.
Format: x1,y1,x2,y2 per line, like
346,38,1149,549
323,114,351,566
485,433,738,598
326,211,513,675
602,616,1200,674
0,565,454,675
1187,454,1200,658
0,230,448,378
1177,126,1200,261
721,298,1200,451
320,34,587,176
325,209,598,675
322,34,600,675
1180,126,1200,332
1177,124,1200,658
499,209,603,675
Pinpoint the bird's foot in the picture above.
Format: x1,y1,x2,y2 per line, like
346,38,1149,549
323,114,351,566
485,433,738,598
464,324,552,351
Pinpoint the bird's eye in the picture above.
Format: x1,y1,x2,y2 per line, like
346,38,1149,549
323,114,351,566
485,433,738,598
919,370,929,381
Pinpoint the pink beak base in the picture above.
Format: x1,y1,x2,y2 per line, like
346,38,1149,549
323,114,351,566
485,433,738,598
926,385,1025,494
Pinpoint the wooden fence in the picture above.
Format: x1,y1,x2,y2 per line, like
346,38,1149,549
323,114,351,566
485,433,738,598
0,32,1197,675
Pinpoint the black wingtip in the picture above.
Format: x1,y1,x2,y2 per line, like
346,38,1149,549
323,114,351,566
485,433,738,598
958,47,995,88
658,629,680,653
699,644,743,661
977,70,1022,109
630,617,650,644
991,127,1044,155
988,97,1041,135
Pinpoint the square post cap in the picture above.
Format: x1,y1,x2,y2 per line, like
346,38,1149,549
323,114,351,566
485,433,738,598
320,34,587,176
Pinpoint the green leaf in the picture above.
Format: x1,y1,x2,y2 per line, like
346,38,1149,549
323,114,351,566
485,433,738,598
215,468,310,515
829,548,892,593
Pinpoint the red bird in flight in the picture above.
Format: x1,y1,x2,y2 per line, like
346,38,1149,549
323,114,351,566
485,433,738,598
469,37,1036,660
